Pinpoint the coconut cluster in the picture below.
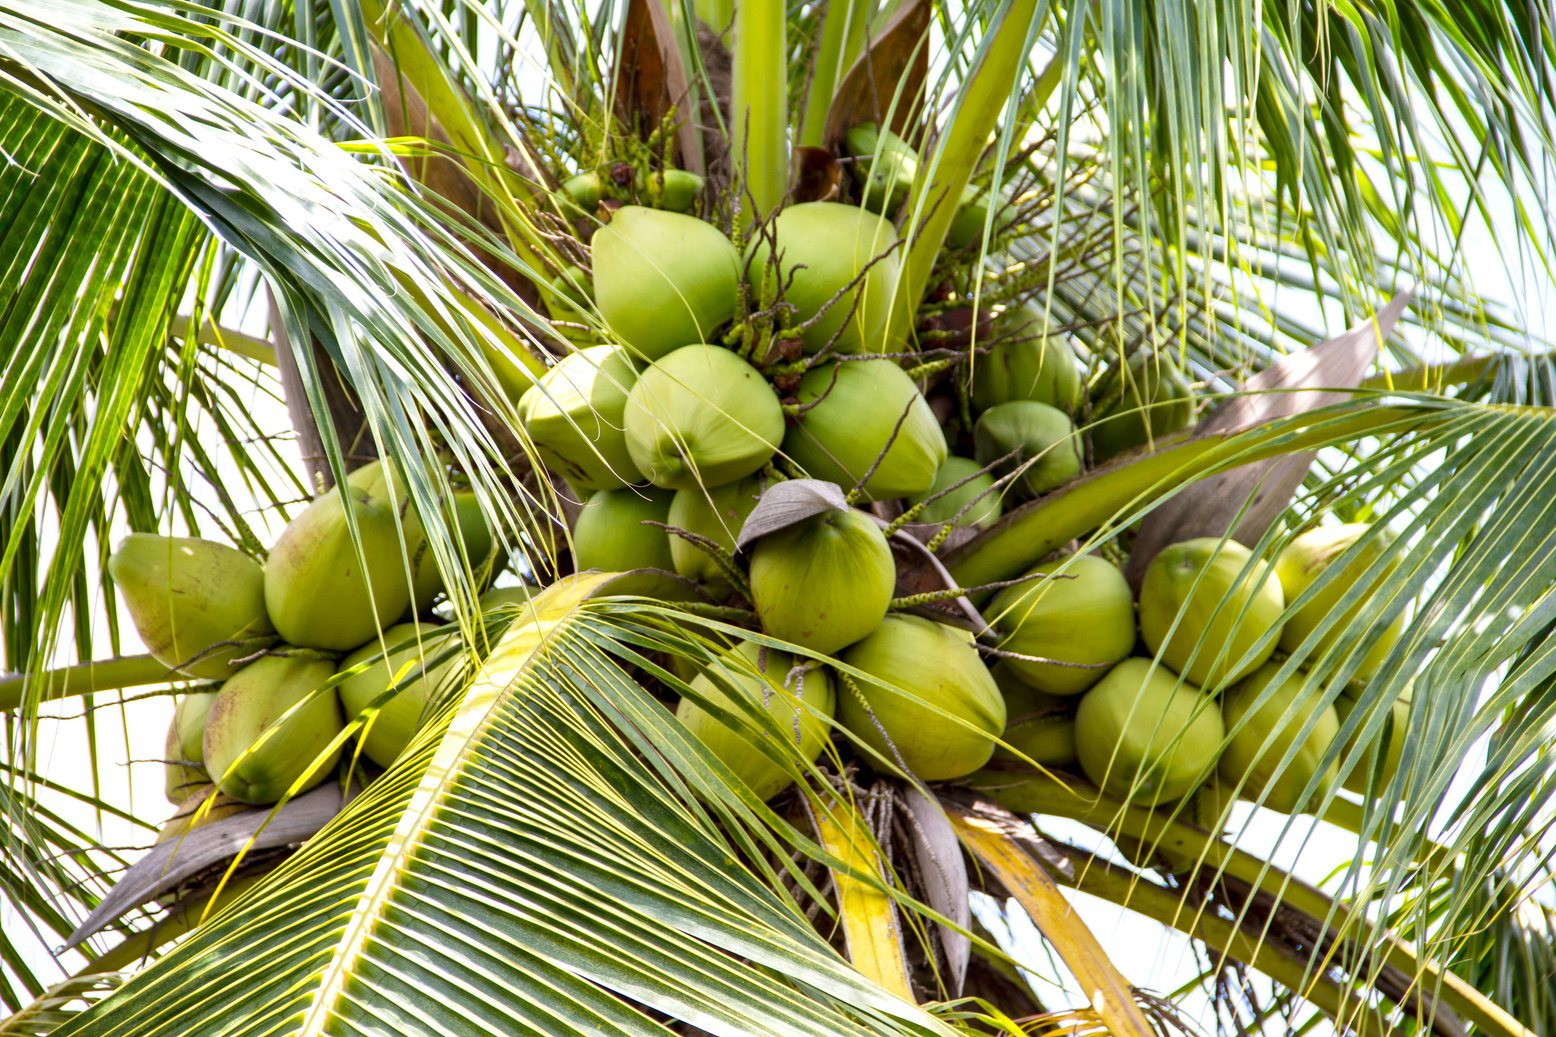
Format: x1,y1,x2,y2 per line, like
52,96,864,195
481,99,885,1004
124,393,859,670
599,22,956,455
985,524,1411,826
112,459,504,825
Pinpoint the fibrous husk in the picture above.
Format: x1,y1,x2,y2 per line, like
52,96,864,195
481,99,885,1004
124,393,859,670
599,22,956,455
677,642,836,800
782,358,947,500
517,345,644,491
339,622,466,769
572,487,675,573
164,690,218,804
989,553,1136,696
667,476,765,594
592,206,742,360
990,665,1076,767
1333,689,1409,795
907,456,1002,530
970,303,1083,415
838,614,1006,781
748,505,894,655
624,344,785,490
747,202,901,355
1275,523,1404,679
202,653,344,805
1138,537,1285,692
108,534,276,680
1074,658,1224,805
263,480,413,652
1218,663,1340,814
972,401,1082,499
1087,350,1196,461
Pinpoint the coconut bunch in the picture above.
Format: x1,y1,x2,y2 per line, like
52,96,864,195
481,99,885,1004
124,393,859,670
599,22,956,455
113,460,507,813
981,525,1412,838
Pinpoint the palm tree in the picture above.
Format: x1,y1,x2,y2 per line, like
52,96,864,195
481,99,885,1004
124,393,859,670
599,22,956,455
2,0,1556,1033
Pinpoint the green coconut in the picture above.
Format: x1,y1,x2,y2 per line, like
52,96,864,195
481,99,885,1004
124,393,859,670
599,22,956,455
989,553,1136,696
782,358,947,499
748,506,895,655
945,181,1018,248
677,642,836,800
1138,538,1285,692
202,653,343,805
747,202,901,355
339,622,465,769
1275,523,1405,679
1333,690,1409,795
1074,658,1224,805
667,476,765,594
843,123,918,215
624,344,785,490
973,400,1083,499
571,487,674,573
592,206,742,360
990,666,1077,767
164,690,218,804
1088,351,1196,461
405,491,496,611
517,345,643,491
839,614,1006,780
1218,663,1341,814
907,457,1003,529
639,168,706,212
970,303,1083,415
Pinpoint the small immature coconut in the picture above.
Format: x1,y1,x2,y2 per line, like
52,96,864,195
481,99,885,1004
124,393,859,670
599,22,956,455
203,653,343,805
990,667,1077,767
1333,690,1409,795
907,457,1002,530
945,182,1018,248
839,614,1007,781
970,303,1084,415
164,689,218,803
783,359,948,500
339,622,466,768
989,553,1136,696
108,534,275,679
571,488,675,573
843,123,918,215
1074,658,1224,806
1138,538,1285,692
1275,523,1404,679
1088,351,1196,461
748,506,895,655
1218,663,1340,814
667,476,765,594
747,202,901,354
592,206,742,360
677,642,836,800
973,401,1083,498
517,345,643,491
624,345,785,490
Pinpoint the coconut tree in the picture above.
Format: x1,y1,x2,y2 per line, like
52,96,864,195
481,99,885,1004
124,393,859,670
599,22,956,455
3,0,1556,1034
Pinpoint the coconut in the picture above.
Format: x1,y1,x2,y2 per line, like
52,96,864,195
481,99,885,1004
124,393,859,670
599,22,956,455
990,667,1077,767
163,689,218,803
108,534,276,679
517,345,643,491
571,488,675,573
623,344,785,490
1275,523,1404,679
592,206,742,360
748,506,895,655
973,400,1083,498
1087,351,1196,461
970,303,1083,415
667,476,765,594
838,614,1006,781
263,479,413,652
1138,537,1285,692
405,491,496,611
1218,663,1340,813
155,786,250,845
989,553,1136,696
907,456,1002,530
1074,658,1224,805
639,169,705,212
677,642,836,799
945,182,1018,248
339,622,465,769
203,653,343,805
782,358,947,499
1333,690,1409,794
747,202,901,355
844,123,918,215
